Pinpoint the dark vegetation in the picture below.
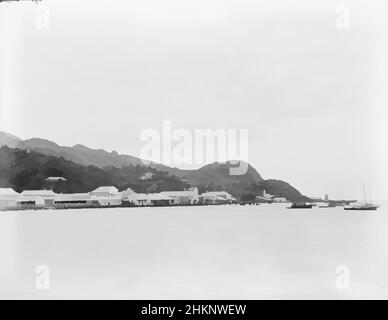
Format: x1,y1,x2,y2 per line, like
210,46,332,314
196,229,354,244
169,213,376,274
0,146,189,194
0,145,309,201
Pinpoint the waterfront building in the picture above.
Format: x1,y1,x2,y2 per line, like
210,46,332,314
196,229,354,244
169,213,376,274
199,191,236,204
0,188,19,209
121,188,150,206
16,196,45,209
122,188,174,206
21,190,57,207
148,193,174,206
54,193,100,208
0,188,19,197
160,187,199,205
255,189,283,203
272,196,288,203
97,197,122,206
90,186,119,197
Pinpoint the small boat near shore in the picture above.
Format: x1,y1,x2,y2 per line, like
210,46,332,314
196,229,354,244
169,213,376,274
287,202,313,209
344,183,380,212
344,204,379,211
319,202,337,208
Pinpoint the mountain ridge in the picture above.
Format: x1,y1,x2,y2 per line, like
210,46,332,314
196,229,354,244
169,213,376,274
0,131,310,201
0,131,22,148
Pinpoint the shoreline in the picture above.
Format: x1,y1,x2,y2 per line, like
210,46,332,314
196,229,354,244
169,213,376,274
1,202,252,213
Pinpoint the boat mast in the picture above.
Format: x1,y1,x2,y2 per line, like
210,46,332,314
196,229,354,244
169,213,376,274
362,182,367,204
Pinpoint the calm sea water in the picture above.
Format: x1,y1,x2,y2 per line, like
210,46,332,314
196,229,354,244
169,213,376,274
1,203,387,299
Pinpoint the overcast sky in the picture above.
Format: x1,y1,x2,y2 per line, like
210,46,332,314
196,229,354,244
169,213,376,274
1,0,387,200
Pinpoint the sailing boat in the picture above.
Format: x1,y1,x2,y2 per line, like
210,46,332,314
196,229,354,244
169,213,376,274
344,183,379,211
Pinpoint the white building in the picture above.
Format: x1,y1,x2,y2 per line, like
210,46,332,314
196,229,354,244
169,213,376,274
97,197,122,207
21,189,57,198
132,193,151,206
21,190,57,207
160,187,199,205
148,193,174,206
0,188,19,197
122,188,174,206
54,193,100,208
139,172,154,180
45,177,67,182
122,188,150,206
272,196,288,203
256,189,274,203
1,188,52,210
256,189,288,203
90,186,119,198
0,188,19,209
16,196,45,209
199,191,236,204
122,188,140,204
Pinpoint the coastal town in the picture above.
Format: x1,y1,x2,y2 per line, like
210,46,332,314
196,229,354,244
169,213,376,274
0,185,237,211
0,174,379,211
0,175,294,211
1,178,374,211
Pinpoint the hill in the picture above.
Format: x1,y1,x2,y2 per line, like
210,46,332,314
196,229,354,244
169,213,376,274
0,146,189,194
0,132,310,201
17,138,149,168
0,131,22,148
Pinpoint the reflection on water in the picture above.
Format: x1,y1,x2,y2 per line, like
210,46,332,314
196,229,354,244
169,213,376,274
1,204,387,299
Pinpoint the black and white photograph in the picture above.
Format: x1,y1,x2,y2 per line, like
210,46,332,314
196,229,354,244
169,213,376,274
0,0,388,306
